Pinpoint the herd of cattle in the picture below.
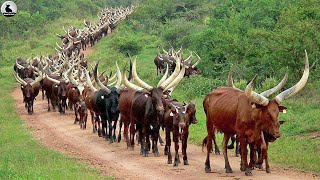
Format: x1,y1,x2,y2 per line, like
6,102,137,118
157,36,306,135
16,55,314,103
13,5,311,177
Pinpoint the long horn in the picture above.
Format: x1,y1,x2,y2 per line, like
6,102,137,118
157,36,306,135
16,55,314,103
46,75,61,85
162,48,168,55
94,61,111,94
13,72,27,86
157,64,169,87
62,26,67,33
122,62,144,91
132,59,153,90
164,65,185,92
15,60,25,69
191,60,199,68
115,62,122,88
159,55,181,89
30,68,43,86
68,65,79,86
84,68,97,92
260,72,288,98
109,73,117,82
275,50,310,103
245,75,269,106
56,42,63,50
228,66,236,88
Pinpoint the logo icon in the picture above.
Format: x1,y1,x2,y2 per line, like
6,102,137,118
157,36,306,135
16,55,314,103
1,1,17,17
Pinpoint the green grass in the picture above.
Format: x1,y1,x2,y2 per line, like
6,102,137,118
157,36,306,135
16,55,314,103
89,27,320,173
0,67,111,179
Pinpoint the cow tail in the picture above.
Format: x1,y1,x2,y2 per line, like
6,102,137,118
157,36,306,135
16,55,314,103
202,136,208,152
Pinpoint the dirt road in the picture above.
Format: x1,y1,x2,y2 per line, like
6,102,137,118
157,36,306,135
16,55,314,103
12,87,319,180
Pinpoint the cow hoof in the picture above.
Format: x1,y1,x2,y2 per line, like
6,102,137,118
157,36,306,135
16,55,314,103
240,166,246,172
184,160,189,165
164,151,168,155
235,153,240,157
215,151,220,155
226,168,233,173
154,151,160,157
266,168,271,173
245,169,252,176
160,142,165,146
205,166,211,173
177,159,181,164
173,161,179,167
143,151,148,157
168,159,172,164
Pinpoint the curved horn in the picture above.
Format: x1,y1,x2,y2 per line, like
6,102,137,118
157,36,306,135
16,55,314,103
228,66,236,88
115,62,122,88
68,65,79,86
245,75,269,106
191,60,199,68
275,50,310,103
164,65,185,92
56,42,63,50
132,59,153,90
84,68,97,92
122,62,144,91
46,75,60,85
109,73,117,82
159,55,181,89
94,61,111,94
260,72,288,98
15,60,25,69
162,48,168,55
157,64,169,87
62,26,67,33
13,72,27,86
30,69,43,86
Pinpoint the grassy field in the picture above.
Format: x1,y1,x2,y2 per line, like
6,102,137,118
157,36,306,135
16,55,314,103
88,28,320,173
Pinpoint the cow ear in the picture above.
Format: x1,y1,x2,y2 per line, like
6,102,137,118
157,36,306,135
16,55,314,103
279,120,285,125
279,106,287,113
251,102,263,109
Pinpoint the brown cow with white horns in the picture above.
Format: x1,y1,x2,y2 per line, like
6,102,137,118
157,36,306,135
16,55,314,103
203,50,309,176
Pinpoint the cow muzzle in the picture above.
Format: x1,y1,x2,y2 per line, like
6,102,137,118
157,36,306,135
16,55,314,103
272,132,281,139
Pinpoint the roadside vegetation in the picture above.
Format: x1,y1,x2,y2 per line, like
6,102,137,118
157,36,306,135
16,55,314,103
1,0,319,176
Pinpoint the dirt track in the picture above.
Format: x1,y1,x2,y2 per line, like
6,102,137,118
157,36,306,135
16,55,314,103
12,87,320,180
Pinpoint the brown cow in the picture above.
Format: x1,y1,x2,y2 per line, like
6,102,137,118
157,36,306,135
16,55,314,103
203,51,309,176
164,100,197,166
77,99,88,130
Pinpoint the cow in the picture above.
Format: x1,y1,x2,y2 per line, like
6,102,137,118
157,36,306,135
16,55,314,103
93,61,122,143
202,51,309,176
164,100,197,166
122,55,185,157
77,99,88,130
45,75,68,114
14,67,43,114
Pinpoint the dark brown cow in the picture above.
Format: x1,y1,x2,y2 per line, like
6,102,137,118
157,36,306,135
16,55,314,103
122,56,185,156
77,99,88,130
203,52,309,176
14,69,43,114
164,100,197,166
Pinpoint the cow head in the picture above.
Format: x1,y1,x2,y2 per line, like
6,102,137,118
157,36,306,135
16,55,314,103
168,102,186,128
244,50,309,139
185,102,197,125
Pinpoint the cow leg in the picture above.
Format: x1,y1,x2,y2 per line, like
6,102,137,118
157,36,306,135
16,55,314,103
91,112,96,133
235,136,240,157
165,125,172,164
142,124,149,157
264,142,270,173
152,127,160,157
212,127,220,155
173,126,179,167
108,120,113,143
118,116,123,143
130,122,136,150
222,134,233,173
47,96,51,111
182,129,189,165
248,142,256,170
159,134,165,146
239,137,251,176
96,116,102,137
205,123,214,173
74,104,79,124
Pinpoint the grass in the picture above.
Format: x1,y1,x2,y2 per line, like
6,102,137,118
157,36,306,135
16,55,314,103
0,67,111,179
89,27,320,173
